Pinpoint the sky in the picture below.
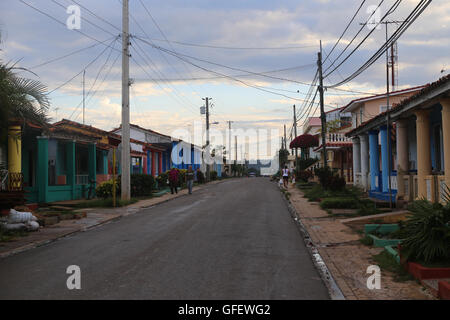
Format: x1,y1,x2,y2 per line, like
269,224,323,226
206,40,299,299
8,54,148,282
1,0,449,160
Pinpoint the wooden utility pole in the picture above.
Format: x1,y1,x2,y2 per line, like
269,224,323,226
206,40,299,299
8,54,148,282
121,0,131,200
293,104,298,170
283,125,287,150
318,41,327,167
82,69,85,124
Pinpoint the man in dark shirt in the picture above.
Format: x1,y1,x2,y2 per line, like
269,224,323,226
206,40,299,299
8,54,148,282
186,165,194,194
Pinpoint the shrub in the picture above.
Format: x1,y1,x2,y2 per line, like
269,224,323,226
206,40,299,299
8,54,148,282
196,170,205,184
156,171,169,188
314,166,346,191
95,179,120,199
130,174,155,197
210,170,218,181
320,197,359,209
297,170,312,182
401,200,450,263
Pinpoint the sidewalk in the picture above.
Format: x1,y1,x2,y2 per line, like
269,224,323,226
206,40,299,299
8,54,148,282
286,183,435,300
0,179,228,259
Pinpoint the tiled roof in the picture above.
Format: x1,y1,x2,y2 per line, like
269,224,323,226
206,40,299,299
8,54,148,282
345,74,450,137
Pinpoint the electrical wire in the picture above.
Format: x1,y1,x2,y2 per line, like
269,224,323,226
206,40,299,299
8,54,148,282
49,36,119,94
327,0,431,88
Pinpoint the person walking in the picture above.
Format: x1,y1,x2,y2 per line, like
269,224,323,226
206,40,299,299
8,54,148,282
186,165,194,194
282,165,289,189
169,167,179,194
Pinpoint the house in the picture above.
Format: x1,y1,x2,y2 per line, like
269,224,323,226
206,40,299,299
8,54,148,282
342,85,425,193
2,119,121,204
346,75,450,203
111,124,172,176
171,138,204,173
304,107,354,183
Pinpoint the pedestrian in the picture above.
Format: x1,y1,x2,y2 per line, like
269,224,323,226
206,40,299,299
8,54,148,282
169,167,179,194
186,165,194,194
282,165,289,189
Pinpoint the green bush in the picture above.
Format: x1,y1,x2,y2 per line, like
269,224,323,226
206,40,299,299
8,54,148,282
130,174,155,197
297,170,313,182
210,170,218,181
320,197,359,209
196,170,205,184
95,179,120,199
156,171,169,188
401,200,450,263
314,166,346,191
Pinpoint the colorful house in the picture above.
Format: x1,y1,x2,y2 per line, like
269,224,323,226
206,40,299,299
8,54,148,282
2,119,121,204
111,124,173,176
346,75,450,203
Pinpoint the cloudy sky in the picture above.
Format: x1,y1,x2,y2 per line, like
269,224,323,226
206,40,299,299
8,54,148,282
1,0,449,158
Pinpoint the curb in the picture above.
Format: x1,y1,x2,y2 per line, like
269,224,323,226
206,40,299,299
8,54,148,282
278,184,346,300
0,214,123,260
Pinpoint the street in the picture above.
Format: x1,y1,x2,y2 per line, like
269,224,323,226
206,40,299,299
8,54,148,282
0,178,329,300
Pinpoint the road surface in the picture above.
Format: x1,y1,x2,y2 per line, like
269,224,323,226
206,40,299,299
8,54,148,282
0,178,329,299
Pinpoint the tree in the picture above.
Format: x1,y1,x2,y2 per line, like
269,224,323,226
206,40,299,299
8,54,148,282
0,61,50,144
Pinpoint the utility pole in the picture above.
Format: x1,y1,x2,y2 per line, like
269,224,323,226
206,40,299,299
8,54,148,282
203,97,211,181
283,125,287,150
318,40,328,168
227,120,233,176
385,23,393,209
82,69,85,124
121,0,131,200
293,104,298,170
235,135,237,177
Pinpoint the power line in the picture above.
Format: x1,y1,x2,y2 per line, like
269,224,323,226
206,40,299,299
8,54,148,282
51,0,118,37
324,0,402,78
69,0,122,32
18,0,122,54
28,36,116,70
323,0,387,74
326,0,431,88
323,0,367,63
49,36,119,94
135,35,317,50
134,35,318,86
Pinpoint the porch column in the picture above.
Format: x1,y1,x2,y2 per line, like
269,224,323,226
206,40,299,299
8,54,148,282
415,109,431,199
360,134,369,190
352,137,361,185
369,130,380,191
380,125,390,193
7,125,22,177
441,98,450,189
159,152,162,174
151,151,156,176
36,136,48,203
88,143,96,186
67,141,75,200
396,119,409,198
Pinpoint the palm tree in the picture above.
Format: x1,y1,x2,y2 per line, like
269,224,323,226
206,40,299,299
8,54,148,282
0,60,50,139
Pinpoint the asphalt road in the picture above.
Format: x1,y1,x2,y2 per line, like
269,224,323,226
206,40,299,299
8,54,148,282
0,178,329,299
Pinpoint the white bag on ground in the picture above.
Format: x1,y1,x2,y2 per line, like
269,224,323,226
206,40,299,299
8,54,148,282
2,222,27,231
26,220,40,231
8,209,35,223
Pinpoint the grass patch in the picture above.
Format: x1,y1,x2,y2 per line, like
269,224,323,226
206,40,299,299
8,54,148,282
373,250,413,282
320,197,359,209
360,235,374,246
0,229,29,243
73,198,139,208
